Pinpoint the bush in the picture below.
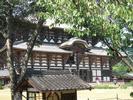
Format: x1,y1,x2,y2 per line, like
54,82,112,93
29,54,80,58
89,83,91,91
126,81,133,87
0,81,3,89
119,84,128,89
130,92,133,97
94,84,117,89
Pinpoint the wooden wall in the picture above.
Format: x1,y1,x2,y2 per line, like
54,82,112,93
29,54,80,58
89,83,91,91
14,50,112,82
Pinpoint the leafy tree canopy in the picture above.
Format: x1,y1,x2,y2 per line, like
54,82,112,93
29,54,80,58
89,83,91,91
37,0,133,67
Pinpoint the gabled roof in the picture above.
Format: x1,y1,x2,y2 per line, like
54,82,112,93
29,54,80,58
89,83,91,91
124,73,133,79
29,73,91,91
18,69,92,91
13,42,72,54
59,37,91,50
13,41,120,56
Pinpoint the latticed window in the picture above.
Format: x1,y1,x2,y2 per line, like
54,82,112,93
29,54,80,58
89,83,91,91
102,57,110,68
92,70,102,82
28,92,44,100
28,92,35,100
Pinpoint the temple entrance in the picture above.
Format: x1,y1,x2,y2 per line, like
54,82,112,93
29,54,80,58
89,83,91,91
79,69,91,82
61,93,76,100
47,92,59,100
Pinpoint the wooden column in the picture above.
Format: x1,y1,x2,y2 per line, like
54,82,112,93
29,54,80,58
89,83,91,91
47,54,50,70
26,90,29,100
89,55,92,82
109,57,112,82
76,53,79,76
30,53,34,69
62,55,65,70
100,56,103,82
42,93,45,100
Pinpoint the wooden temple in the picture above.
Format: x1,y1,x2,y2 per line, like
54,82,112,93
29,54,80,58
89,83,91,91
0,25,123,100
12,26,114,83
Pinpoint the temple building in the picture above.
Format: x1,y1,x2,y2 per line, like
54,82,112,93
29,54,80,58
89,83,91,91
0,25,122,83
0,24,124,100
12,26,120,83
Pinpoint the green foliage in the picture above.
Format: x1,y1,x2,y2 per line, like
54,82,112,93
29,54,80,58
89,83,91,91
37,0,133,56
94,84,117,89
126,81,133,87
130,92,133,97
119,84,128,89
113,62,129,77
119,81,133,89
0,0,132,49
113,63,129,72
0,81,3,89
94,82,133,89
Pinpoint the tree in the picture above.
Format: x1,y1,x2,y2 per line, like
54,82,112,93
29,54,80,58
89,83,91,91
37,0,133,68
0,0,132,99
0,0,44,100
113,62,129,78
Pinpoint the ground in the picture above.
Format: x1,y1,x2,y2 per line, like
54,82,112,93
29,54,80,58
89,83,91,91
77,89,133,100
0,88,133,100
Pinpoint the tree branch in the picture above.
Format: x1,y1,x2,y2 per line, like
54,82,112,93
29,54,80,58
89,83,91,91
103,38,123,58
102,38,133,70
17,19,44,84
0,43,7,53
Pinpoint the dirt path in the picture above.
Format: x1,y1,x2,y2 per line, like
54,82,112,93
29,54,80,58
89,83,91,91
0,88,11,100
77,89,133,100
0,88,133,100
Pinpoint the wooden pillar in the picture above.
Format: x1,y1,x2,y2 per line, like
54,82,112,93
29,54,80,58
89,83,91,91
76,53,79,76
109,57,112,82
42,93,45,100
30,52,34,69
62,55,65,70
75,90,77,100
47,54,50,70
55,54,57,67
100,56,103,82
89,55,92,82
39,53,42,67
26,90,29,100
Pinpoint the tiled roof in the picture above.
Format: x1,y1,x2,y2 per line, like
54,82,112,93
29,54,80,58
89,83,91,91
26,69,92,91
124,73,133,79
13,42,109,56
13,41,126,56
59,37,91,49
13,42,72,54
88,47,108,56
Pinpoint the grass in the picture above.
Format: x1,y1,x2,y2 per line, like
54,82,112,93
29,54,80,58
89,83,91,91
94,84,118,89
94,81,133,89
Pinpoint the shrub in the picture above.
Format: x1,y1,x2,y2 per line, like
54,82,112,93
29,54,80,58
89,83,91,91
94,84,117,89
130,92,133,97
126,81,133,87
0,81,3,89
119,84,127,89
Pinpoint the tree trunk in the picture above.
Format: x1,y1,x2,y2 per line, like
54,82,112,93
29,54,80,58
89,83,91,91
15,91,22,100
6,3,17,99
6,38,16,100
